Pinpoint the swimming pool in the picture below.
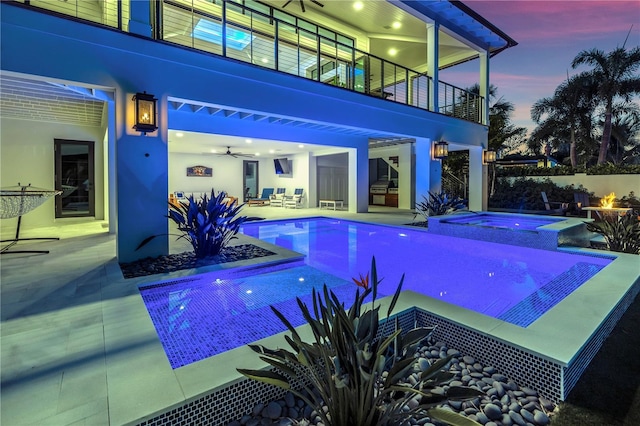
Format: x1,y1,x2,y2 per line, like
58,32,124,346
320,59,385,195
241,217,611,324
137,216,637,419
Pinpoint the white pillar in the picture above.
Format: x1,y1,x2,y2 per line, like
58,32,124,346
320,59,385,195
427,22,439,113
415,138,442,204
349,142,369,213
468,146,487,211
107,101,117,234
397,143,413,209
115,90,169,262
479,51,490,126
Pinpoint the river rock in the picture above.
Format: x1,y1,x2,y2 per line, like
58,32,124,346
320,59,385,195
534,409,550,425
520,408,535,423
264,401,282,419
509,410,527,426
252,403,264,417
284,392,295,408
501,413,513,425
483,403,502,420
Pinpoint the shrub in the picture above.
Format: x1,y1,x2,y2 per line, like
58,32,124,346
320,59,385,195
136,190,257,258
415,191,467,222
489,178,592,211
238,257,483,426
586,211,640,254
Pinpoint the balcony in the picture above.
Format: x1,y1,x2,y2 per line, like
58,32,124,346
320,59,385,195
10,0,484,123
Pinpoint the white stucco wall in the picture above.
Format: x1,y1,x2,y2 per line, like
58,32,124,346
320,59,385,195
0,117,106,234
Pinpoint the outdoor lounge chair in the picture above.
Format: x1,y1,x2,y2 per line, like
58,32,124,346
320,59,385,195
248,188,274,206
284,188,304,209
540,191,568,216
269,188,286,207
571,192,591,216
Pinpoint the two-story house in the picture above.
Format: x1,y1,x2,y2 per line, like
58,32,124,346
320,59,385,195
0,0,516,261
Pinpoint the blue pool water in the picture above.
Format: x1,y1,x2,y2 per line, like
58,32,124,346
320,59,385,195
440,214,562,231
140,264,358,368
141,217,612,368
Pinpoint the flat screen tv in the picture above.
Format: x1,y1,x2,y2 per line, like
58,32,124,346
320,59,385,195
274,158,291,175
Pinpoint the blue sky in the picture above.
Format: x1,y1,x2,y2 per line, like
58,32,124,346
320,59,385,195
441,0,640,133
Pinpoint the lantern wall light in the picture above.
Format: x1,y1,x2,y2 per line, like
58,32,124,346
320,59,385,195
132,92,158,134
432,140,449,160
483,150,497,164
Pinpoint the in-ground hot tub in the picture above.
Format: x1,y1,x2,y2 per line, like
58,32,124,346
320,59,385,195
427,212,590,250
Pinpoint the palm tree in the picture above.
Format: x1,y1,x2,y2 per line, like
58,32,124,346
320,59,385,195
609,102,640,164
530,72,597,166
572,46,640,164
467,84,527,154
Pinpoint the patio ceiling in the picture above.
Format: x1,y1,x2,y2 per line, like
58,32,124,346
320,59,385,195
0,73,412,156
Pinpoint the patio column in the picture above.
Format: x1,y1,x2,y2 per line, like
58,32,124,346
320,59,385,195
115,89,169,262
349,141,369,213
415,138,442,205
468,146,487,211
479,50,490,126
427,22,439,113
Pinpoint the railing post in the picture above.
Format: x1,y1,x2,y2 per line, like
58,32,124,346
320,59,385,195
129,0,152,37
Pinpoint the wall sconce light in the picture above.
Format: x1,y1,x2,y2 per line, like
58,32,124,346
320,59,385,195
132,92,158,134
432,140,449,160
483,150,497,164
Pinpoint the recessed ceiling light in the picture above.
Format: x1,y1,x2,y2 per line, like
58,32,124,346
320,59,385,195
388,48,398,56
211,149,217,153
269,149,275,154
261,58,269,63
392,21,402,29
255,152,260,156
176,132,184,137
245,139,252,144
298,144,304,148
353,1,363,11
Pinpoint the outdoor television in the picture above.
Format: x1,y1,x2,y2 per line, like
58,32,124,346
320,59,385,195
274,158,291,175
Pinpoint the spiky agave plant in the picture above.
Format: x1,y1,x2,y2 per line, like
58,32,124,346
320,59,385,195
136,190,258,258
415,191,467,222
238,257,483,426
586,210,640,254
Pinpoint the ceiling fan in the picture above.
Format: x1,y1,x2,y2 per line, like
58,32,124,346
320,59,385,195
212,146,254,158
282,0,324,13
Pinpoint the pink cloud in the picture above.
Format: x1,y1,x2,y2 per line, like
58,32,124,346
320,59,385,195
467,1,639,44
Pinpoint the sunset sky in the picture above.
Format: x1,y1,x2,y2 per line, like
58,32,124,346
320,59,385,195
441,0,640,134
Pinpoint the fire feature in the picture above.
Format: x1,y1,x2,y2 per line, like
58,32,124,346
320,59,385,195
600,192,616,209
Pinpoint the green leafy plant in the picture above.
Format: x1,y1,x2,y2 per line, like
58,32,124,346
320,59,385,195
136,190,257,258
415,191,467,221
586,210,640,254
238,257,483,426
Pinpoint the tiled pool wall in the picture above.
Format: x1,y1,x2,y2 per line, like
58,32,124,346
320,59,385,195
134,284,639,426
135,309,416,426
561,278,640,396
428,213,588,251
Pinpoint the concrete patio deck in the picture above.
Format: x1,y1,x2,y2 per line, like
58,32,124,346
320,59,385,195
0,206,417,425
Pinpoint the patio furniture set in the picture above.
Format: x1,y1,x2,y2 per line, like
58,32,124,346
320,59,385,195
541,191,633,219
248,188,304,208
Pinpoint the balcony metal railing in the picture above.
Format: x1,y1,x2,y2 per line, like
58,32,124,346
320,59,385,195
14,0,128,30
11,0,484,124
